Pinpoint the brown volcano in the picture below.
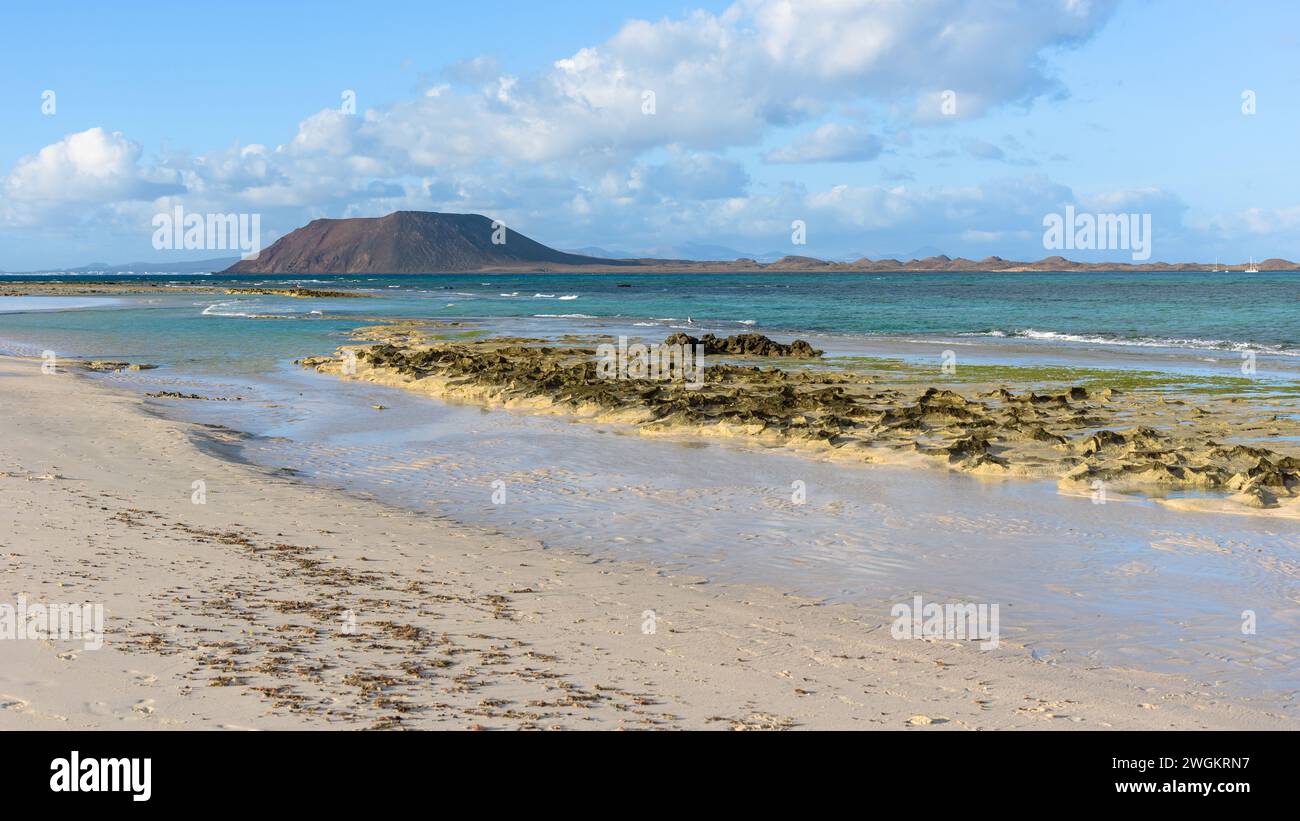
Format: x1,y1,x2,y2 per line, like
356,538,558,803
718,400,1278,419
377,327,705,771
225,211,636,274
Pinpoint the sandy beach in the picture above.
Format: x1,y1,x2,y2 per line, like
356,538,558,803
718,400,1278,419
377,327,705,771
0,353,1290,730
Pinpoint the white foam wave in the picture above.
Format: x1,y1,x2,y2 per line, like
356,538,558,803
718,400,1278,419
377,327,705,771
201,301,302,320
961,328,1300,356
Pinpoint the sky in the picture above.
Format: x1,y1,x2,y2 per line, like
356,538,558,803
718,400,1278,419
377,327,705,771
1,0,1298,269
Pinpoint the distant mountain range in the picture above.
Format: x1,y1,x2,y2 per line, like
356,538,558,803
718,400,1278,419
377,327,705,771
225,212,1299,273
15,256,240,275
16,211,1298,275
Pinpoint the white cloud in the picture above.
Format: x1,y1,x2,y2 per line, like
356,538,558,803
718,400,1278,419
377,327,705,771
2,128,175,206
765,123,883,163
1205,205,1300,239
286,109,359,157
639,151,750,199
343,0,1119,175
191,143,281,189
1,0,1134,262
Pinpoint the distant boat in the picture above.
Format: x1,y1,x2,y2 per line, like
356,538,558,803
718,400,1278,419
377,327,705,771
1245,256,1259,273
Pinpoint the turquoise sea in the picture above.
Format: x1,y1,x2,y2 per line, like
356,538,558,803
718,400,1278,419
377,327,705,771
2,271,1300,375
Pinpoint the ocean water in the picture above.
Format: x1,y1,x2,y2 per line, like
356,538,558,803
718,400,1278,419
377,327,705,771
2,271,1298,701
2,270,1299,369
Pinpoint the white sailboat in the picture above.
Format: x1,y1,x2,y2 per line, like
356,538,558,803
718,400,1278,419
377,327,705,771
1244,255,1259,273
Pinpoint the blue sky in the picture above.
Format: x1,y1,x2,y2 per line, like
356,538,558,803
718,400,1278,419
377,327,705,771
1,0,1298,269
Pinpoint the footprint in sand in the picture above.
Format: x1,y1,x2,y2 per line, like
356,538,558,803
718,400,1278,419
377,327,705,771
1,695,31,712
57,651,78,661
130,670,159,685
131,699,155,716
3,695,67,723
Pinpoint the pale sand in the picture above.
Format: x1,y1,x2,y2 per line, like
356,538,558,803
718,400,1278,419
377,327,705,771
0,355,1288,730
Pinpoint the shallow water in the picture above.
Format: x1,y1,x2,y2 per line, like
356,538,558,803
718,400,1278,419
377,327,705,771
0,296,120,313
88,358,1300,701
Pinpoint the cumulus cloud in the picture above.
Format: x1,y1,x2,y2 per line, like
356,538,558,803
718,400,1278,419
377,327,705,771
1,0,1132,262
2,128,179,207
1080,186,1185,216
748,0,1114,117
1208,206,1300,237
638,151,750,199
350,0,1117,171
191,142,282,189
796,174,1074,240
764,123,883,163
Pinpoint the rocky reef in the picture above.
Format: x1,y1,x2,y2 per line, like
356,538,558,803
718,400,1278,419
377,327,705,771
222,287,368,299
78,361,158,372
299,327,1300,516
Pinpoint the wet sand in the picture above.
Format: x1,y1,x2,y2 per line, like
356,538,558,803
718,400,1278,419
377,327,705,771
1,354,1289,729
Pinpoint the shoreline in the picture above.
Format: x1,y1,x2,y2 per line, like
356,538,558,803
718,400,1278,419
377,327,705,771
1,353,1290,729
8,263,1300,282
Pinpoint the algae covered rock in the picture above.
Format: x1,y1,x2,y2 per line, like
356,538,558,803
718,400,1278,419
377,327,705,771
661,332,822,358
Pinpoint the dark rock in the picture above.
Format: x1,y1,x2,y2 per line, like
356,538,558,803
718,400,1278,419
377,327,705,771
661,332,822,358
